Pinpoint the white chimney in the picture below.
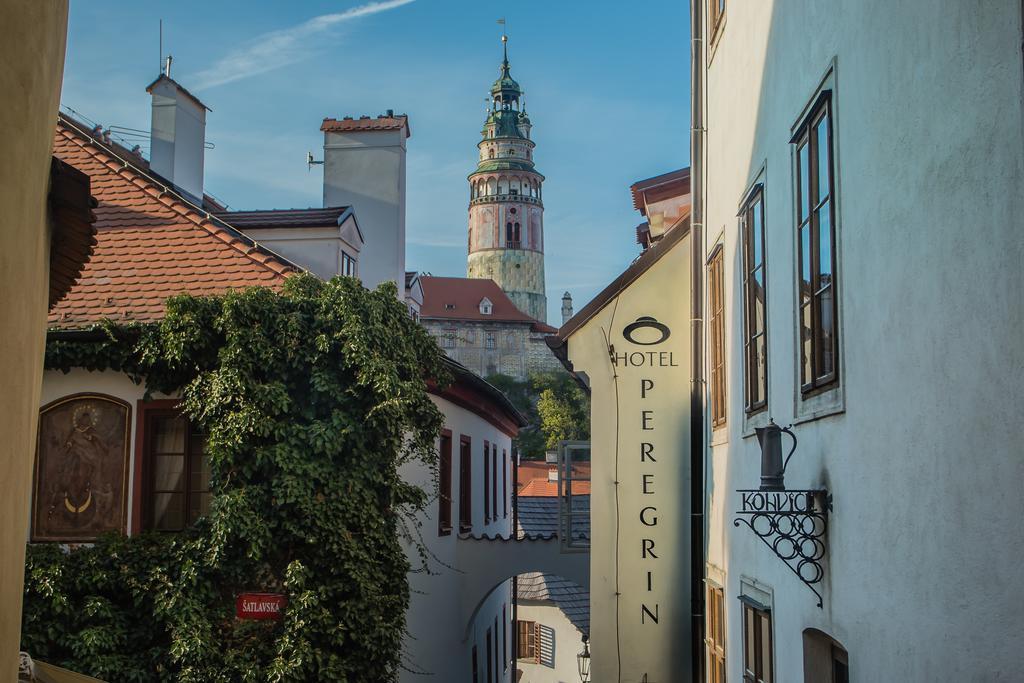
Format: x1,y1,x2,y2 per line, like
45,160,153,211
147,63,209,203
321,112,409,291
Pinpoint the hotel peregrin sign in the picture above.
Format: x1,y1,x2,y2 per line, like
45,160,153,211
611,315,688,650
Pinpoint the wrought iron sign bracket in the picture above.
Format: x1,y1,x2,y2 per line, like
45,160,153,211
733,489,831,608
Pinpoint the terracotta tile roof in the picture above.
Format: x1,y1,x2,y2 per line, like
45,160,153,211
517,461,591,497
213,207,351,230
321,113,410,137
49,114,299,329
420,276,537,324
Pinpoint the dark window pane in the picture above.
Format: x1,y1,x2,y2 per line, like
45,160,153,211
798,142,810,221
761,614,772,682
152,455,185,492
801,304,813,385
816,113,831,202
190,453,210,492
800,225,811,300
817,287,835,378
153,492,184,530
754,336,767,405
154,416,186,453
188,491,211,523
817,202,833,284
753,267,765,333
752,202,763,266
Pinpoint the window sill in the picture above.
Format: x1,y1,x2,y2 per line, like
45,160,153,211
794,382,844,425
741,407,770,439
710,425,729,447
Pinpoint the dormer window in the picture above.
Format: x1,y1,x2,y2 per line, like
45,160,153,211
479,297,493,315
445,303,456,311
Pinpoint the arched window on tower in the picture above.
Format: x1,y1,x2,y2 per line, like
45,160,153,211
488,148,495,159
487,178,497,195
498,178,508,195
510,178,520,196
513,222,521,246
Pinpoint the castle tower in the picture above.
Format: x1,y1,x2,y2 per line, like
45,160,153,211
466,36,547,322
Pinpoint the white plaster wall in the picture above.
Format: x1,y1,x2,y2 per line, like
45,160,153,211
703,1,1024,681
323,129,406,291
39,369,176,537
515,600,585,683
240,226,359,281
400,394,514,683
565,236,692,682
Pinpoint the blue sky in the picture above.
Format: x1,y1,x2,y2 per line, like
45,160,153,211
61,0,690,324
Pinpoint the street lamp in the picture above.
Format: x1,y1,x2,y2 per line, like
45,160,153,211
577,634,591,683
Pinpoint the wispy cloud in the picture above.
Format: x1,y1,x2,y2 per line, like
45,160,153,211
189,0,415,90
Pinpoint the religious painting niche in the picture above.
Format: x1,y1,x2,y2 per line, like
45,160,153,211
33,395,130,541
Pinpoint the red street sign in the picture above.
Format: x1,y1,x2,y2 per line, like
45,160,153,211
235,593,287,620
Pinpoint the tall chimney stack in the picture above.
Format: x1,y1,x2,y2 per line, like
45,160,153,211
320,113,410,291
146,67,210,203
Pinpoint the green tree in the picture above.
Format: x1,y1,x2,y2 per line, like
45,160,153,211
26,274,448,682
484,370,590,459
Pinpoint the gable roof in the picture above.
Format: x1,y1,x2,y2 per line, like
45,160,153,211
630,167,691,211
420,276,536,324
49,114,299,329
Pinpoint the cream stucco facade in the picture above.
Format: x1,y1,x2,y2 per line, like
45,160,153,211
699,1,1024,680
0,1,70,676
562,229,693,682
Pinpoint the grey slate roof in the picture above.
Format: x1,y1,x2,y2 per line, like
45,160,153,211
515,496,590,635
517,572,589,636
516,495,590,542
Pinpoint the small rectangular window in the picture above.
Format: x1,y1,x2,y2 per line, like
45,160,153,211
517,620,538,662
743,601,773,683
483,441,491,524
486,628,493,683
443,329,456,349
742,187,768,413
794,92,839,394
502,450,508,518
708,249,727,428
706,585,726,683
341,251,357,277
491,446,498,521
438,432,452,536
485,332,496,349
459,436,472,532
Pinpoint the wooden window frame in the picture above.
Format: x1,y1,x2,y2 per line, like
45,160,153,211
709,0,727,45
742,600,773,683
459,435,472,533
517,619,538,662
794,91,839,395
706,584,726,683
140,405,209,532
483,440,491,524
438,430,453,536
708,247,727,428
742,185,769,414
